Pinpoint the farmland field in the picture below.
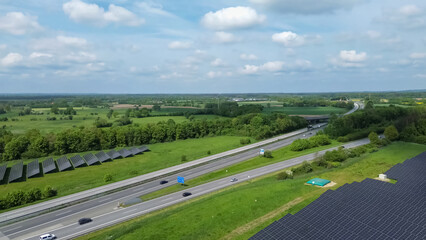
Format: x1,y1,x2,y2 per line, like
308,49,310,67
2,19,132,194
263,106,347,115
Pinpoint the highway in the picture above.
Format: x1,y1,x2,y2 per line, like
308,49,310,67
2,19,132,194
0,127,325,240
16,138,369,240
0,103,361,240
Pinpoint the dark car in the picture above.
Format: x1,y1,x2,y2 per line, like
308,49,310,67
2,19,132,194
78,218,92,225
160,180,168,185
182,192,192,197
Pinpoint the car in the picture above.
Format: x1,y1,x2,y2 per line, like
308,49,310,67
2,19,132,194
182,192,192,197
230,178,238,182
160,180,168,184
78,218,92,225
40,234,56,240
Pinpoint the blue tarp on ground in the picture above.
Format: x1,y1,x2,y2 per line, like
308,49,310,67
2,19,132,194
306,178,330,186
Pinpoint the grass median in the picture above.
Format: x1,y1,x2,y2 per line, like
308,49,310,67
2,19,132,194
79,142,426,240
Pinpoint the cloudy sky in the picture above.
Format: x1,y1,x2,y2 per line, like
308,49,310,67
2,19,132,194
0,0,425,93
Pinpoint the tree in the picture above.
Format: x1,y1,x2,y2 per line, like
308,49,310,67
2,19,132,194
106,109,113,119
365,101,374,110
152,104,161,111
263,150,273,158
368,132,380,146
384,125,399,141
51,106,59,114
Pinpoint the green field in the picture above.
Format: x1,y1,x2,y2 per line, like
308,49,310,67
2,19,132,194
0,136,254,212
141,140,342,201
0,107,227,134
263,106,347,115
80,142,426,240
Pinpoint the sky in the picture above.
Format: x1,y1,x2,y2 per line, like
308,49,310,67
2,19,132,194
0,0,425,93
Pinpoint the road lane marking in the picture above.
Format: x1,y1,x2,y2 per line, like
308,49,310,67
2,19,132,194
98,197,112,203
2,226,21,233
55,210,72,216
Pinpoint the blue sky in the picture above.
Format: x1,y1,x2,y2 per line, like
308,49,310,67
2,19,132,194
0,0,425,93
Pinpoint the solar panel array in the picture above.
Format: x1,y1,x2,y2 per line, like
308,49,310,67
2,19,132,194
118,149,133,158
130,147,143,155
8,161,23,183
42,158,56,174
139,145,149,153
56,156,72,171
0,164,7,182
27,159,40,178
250,151,426,240
2,146,149,184
95,151,111,163
83,153,99,166
70,155,86,168
107,150,121,159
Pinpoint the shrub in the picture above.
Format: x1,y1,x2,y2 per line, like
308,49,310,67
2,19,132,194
263,150,273,158
104,174,113,182
292,162,313,175
240,138,251,145
327,161,341,169
25,188,42,203
384,125,399,141
181,155,187,162
207,150,211,155
323,149,348,162
310,135,332,147
290,139,311,151
43,186,57,198
337,136,349,142
277,172,289,180
368,132,381,146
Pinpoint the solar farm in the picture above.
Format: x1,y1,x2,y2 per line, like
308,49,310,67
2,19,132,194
250,152,426,240
0,146,149,184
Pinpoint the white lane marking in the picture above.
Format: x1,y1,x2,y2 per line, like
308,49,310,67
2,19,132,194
2,226,21,233
98,197,112,203
55,210,72,216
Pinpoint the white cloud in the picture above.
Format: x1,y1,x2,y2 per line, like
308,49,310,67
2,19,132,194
250,0,365,14
63,0,144,27
272,31,305,47
86,62,105,71
168,41,192,49
409,52,426,59
272,31,320,47
57,35,87,47
1,53,23,66
339,50,367,62
160,72,184,79
207,71,232,78
0,44,6,50
201,6,265,30
136,2,174,17
65,51,96,62
366,30,381,39
211,58,225,67
214,32,239,43
240,53,258,60
241,61,285,74
0,12,42,35
414,74,426,78
399,5,422,16
331,50,367,67
379,5,426,29
29,52,53,59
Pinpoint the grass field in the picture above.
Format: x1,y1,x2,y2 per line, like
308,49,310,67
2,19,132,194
141,140,342,200
0,106,228,134
79,142,426,240
0,136,254,212
263,106,347,115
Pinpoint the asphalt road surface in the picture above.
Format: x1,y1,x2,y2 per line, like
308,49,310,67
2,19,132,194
1,137,370,240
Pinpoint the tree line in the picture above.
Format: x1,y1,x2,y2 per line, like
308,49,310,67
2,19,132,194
0,113,306,161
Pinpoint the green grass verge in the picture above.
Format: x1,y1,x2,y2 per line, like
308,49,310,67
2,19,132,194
141,140,342,201
79,142,426,240
0,136,254,213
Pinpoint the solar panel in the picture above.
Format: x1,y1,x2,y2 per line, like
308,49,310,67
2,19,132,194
56,156,72,171
138,145,149,152
107,150,121,159
250,151,426,240
0,164,7,182
42,158,57,174
130,147,142,155
95,151,111,163
27,159,40,178
70,155,86,168
83,153,100,166
8,161,23,183
118,149,133,158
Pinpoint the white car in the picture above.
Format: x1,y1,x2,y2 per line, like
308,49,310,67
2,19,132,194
40,233,56,240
